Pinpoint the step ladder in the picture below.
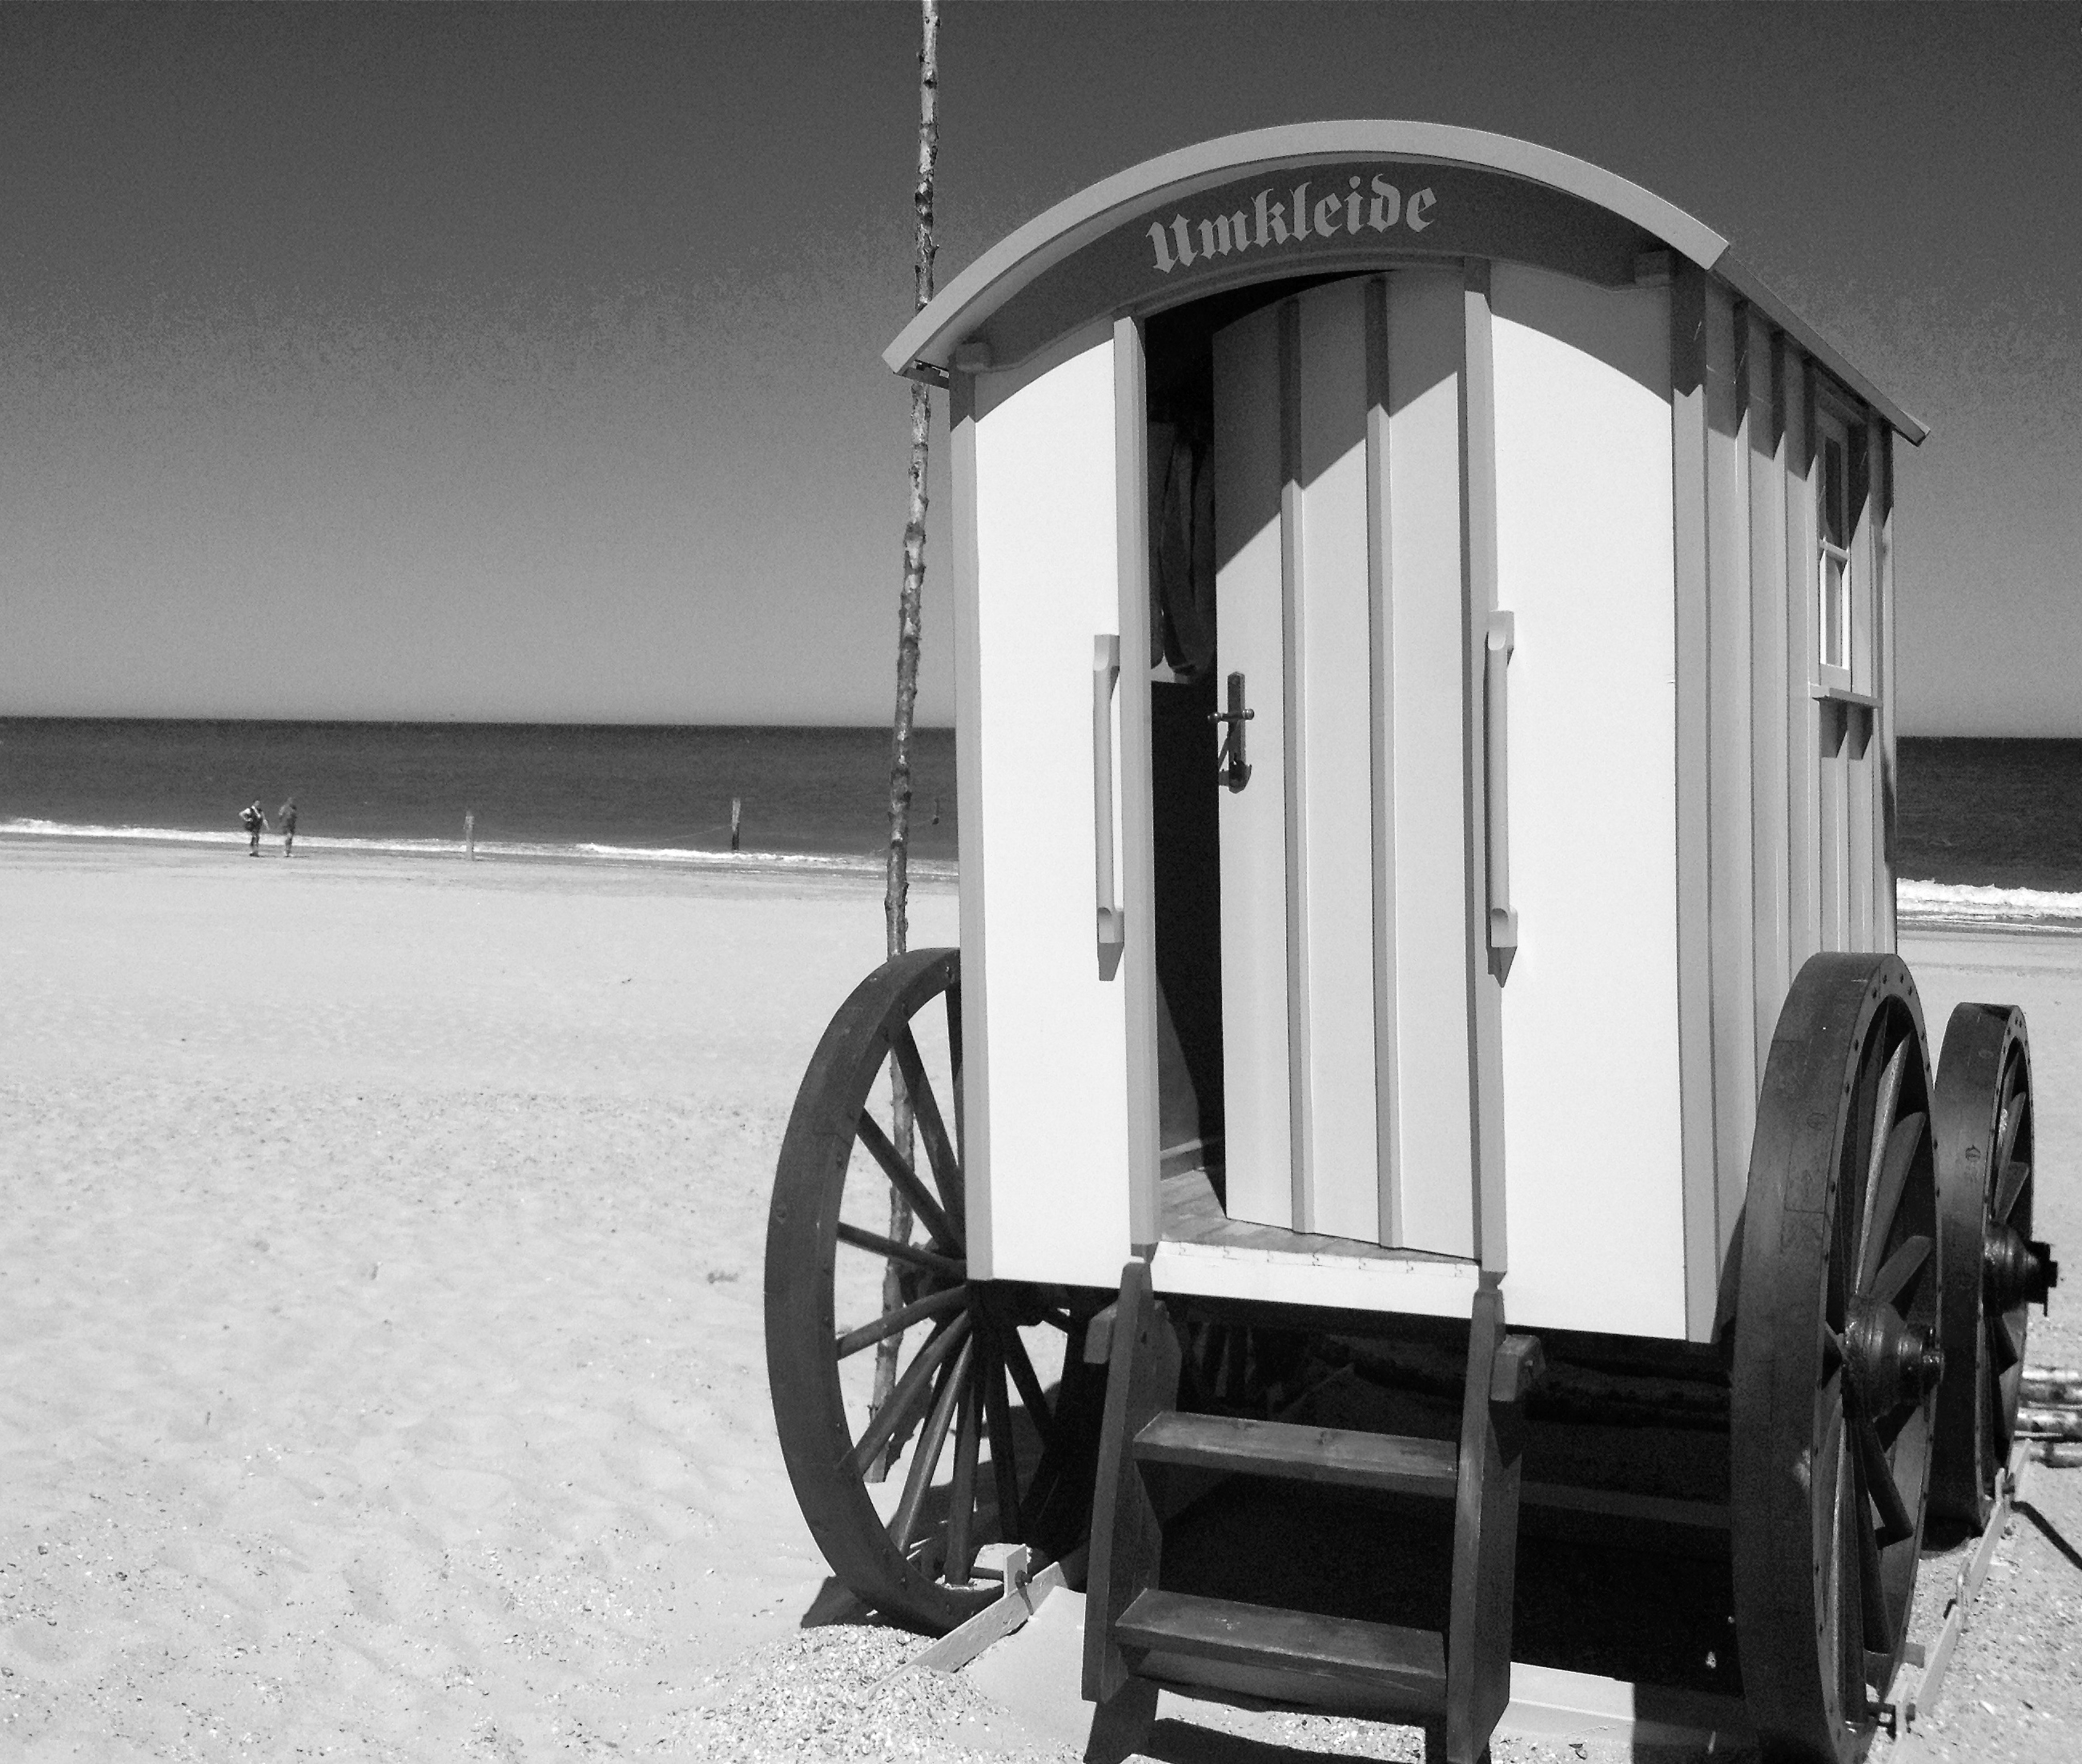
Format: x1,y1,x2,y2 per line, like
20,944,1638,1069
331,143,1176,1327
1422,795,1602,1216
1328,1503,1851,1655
1081,1260,1542,1764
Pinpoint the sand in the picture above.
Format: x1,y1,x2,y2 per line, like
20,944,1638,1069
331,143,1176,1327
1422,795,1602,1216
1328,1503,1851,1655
1,838,2076,1762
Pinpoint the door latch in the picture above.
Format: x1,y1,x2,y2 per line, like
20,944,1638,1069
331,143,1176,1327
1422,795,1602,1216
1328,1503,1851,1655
1208,671,1254,792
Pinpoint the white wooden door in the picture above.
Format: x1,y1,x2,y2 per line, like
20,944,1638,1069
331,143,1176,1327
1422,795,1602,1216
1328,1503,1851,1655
1212,274,1478,1256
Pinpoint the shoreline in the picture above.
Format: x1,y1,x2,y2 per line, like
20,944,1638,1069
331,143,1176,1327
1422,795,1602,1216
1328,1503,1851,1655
0,826,957,894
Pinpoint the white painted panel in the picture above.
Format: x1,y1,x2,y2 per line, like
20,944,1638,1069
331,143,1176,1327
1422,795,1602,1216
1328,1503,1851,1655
1385,268,1476,1259
1212,305,1292,1231
1491,263,1685,1338
1294,281,1382,1241
1150,1240,1478,1317
969,335,1133,1287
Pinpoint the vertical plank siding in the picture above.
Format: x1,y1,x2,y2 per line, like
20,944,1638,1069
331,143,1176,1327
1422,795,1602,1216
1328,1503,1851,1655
1782,347,1822,974
1112,318,1162,1248
1702,283,1755,1266
1669,264,1719,1340
1212,306,1295,1232
1292,283,1386,1243
1278,302,1311,1231
1459,262,1509,1275
1364,278,1403,1246
949,378,992,1276
966,332,1135,1288
1874,421,1898,951
1490,264,1683,1337
1746,312,1792,1072
1384,270,1479,1260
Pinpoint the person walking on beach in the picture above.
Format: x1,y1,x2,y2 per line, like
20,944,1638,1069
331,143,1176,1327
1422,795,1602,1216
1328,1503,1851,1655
239,799,267,857
279,799,298,857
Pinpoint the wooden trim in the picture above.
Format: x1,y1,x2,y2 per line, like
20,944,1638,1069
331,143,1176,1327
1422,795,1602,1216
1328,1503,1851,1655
1365,275,1402,1247
1459,261,1508,1274
949,377,993,1277
1783,345,1820,976
887,120,1731,372
1746,310,1791,1076
1670,261,1717,1340
1113,318,1161,1250
1278,299,1312,1233
1704,283,1754,1273
1874,420,1898,952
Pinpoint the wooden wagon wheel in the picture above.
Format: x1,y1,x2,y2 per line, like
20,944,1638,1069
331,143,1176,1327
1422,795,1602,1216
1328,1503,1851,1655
1930,1004,2056,1527
763,947,1106,1633
1732,953,1946,1763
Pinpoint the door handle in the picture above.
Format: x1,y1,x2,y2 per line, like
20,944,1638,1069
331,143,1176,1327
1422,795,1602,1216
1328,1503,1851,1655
1485,612,1517,951
1208,670,1255,792
1093,634,1124,974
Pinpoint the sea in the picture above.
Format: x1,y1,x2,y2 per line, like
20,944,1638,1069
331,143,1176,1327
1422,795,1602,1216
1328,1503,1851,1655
2,721,2080,924
0,719,959,880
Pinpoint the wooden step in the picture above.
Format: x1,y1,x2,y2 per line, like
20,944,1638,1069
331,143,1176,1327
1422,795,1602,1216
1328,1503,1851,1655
1114,1588,1445,1708
1132,1411,1459,1497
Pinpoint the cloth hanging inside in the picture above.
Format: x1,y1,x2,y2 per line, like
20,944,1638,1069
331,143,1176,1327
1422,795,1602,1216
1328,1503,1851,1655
1148,420,1217,682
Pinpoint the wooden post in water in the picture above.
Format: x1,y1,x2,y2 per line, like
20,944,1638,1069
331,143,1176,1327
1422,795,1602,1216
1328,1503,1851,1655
464,811,476,861
730,797,742,853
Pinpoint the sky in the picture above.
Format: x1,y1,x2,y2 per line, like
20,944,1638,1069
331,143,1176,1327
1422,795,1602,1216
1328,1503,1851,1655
2,2,2078,733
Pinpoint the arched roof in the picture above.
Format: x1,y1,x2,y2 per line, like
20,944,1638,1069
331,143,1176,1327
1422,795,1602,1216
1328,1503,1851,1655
886,121,1923,442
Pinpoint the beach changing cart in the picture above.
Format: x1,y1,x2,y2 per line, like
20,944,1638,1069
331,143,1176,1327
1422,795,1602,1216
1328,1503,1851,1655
762,124,2058,1762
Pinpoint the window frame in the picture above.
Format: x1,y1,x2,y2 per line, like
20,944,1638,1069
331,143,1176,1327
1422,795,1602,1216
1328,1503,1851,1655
1810,392,1873,704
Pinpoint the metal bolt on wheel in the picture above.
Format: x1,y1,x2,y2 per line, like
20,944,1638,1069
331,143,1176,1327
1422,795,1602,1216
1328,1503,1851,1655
1733,954,1944,1763
763,948,1105,1633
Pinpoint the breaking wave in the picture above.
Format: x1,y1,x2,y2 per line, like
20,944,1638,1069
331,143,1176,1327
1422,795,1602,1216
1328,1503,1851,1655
1897,878,2082,930
0,818,955,882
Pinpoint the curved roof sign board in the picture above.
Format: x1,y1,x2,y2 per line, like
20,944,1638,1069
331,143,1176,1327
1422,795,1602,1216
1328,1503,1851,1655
886,120,1924,442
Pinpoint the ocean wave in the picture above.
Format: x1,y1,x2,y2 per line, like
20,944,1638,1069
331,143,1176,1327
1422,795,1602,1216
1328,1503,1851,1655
0,818,955,881
1897,879,2082,927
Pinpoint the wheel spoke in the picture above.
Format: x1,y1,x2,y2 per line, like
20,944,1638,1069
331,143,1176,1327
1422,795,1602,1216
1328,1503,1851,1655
1857,1113,1927,1291
982,1340,1023,1544
854,1109,959,1252
836,1284,968,1359
890,1336,973,1553
1995,1071,2027,1174
1989,1307,2023,1372
1847,1435,1895,1653
1821,1320,1847,1376
835,1220,965,1283
1855,1412,1915,1545
1991,1359,2015,1453
891,1025,965,1229
943,1360,984,1582
1994,1158,2031,1227
1865,1049,1907,1283
1000,1325,1058,1449
848,1310,971,1477
1867,1234,1932,1310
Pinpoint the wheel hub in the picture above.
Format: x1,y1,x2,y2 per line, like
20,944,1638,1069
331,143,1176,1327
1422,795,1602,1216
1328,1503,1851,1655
1845,1303,1946,1414
1985,1224,2060,1311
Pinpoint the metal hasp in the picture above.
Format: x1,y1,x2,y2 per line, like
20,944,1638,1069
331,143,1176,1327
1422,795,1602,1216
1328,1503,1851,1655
1208,670,1254,792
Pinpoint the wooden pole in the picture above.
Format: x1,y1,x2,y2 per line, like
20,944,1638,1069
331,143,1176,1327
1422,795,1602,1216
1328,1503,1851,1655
870,0,941,1479
730,796,742,853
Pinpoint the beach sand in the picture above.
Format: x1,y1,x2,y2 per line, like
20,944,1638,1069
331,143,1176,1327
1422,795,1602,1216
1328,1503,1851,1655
2,840,2075,1761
